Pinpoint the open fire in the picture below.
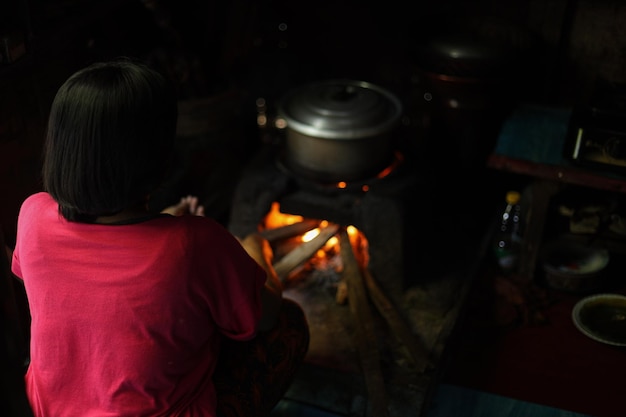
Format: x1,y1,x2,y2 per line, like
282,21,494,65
227,139,426,301
260,201,363,283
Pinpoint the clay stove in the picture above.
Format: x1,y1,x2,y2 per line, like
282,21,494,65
224,120,450,416
227,140,425,302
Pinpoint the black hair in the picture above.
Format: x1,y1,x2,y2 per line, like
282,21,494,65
42,57,178,222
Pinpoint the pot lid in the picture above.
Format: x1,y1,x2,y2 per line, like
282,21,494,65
278,79,403,140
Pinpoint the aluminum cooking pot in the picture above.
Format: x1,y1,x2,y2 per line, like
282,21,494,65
278,79,403,182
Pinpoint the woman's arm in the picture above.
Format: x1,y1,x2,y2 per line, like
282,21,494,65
160,196,282,331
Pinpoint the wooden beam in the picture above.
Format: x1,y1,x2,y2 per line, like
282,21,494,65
362,267,432,373
340,229,389,417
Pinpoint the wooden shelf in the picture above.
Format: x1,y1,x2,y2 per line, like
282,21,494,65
488,154,626,194
488,104,626,283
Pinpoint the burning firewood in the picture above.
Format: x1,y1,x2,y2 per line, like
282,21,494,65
260,219,320,243
272,223,340,282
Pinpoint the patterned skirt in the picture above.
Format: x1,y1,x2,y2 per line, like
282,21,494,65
213,298,310,417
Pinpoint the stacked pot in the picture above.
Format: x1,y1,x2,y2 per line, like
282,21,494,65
278,79,403,183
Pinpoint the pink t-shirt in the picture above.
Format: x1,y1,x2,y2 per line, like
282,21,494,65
11,192,266,417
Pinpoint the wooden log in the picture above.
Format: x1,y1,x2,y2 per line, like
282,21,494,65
362,267,432,373
260,219,320,243
272,223,340,282
339,229,389,417
350,232,432,372
335,280,348,305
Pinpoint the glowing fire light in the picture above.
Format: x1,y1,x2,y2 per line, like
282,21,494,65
376,165,394,179
377,151,404,179
301,220,326,240
332,151,403,191
302,228,319,242
262,202,369,270
263,202,303,230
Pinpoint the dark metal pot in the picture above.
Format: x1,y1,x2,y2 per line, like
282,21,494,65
278,79,403,182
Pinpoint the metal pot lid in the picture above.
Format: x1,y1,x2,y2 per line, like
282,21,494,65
278,79,403,140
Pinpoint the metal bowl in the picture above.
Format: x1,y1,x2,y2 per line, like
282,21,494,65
540,239,610,293
572,293,626,346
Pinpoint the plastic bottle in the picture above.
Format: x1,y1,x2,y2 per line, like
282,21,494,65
493,190,523,274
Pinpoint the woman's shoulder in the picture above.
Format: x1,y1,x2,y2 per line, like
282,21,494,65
174,214,231,235
172,215,242,248
16,193,60,232
21,192,56,211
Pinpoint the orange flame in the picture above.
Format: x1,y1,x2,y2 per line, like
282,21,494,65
262,202,368,268
347,225,369,267
332,152,402,191
376,151,403,179
263,202,303,230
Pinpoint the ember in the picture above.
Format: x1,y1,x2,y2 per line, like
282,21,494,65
260,202,365,282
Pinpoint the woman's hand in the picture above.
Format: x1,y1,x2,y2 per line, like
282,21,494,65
161,195,205,217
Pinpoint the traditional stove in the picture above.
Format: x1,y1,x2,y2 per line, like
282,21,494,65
223,92,473,416
227,138,427,302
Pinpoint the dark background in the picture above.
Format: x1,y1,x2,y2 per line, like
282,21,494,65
2,0,626,242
